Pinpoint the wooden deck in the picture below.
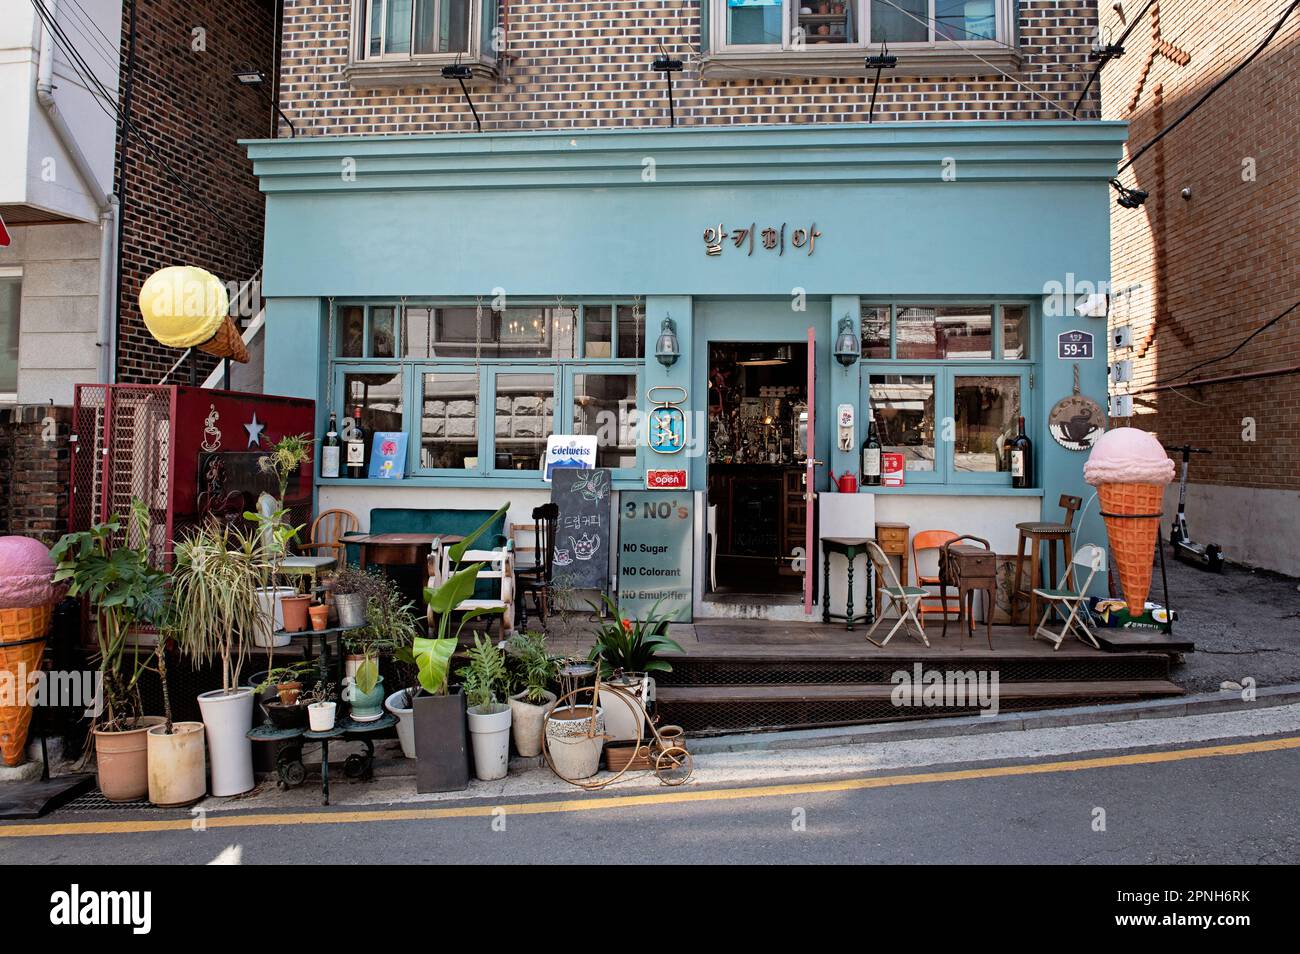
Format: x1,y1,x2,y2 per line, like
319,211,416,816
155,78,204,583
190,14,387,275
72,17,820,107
541,618,1186,736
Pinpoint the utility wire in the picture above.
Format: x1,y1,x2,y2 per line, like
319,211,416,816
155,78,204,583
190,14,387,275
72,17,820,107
875,0,1074,117
1071,0,1158,116
59,0,121,74
1155,299,1300,386
30,0,258,258
1118,0,1300,174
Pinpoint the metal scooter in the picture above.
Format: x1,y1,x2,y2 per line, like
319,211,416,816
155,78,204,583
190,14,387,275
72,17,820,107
1163,444,1224,572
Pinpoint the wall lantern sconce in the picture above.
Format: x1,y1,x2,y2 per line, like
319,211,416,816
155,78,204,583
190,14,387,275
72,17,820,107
833,315,860,367
233,67,296,138
652,43,685,128
441,62,482,133
655,316,681,368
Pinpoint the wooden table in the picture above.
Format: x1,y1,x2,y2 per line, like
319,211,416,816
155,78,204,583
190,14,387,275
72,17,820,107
342,533,464,573
820,537,873,630
873,522,909,615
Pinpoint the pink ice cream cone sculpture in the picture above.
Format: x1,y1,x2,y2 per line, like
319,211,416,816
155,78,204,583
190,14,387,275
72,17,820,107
0,536,61,765
1083,428,1175,617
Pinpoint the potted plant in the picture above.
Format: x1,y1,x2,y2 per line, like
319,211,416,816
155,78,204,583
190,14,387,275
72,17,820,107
305,681,337,731
504,631,558,757
50,499,168,802
330,563,385,632
343,652,385,722
308,602,329,631
252,663,315,731
171,520,264,796
458,634,512,781
410,503,509,793
244,501,302,648
587,596,683,742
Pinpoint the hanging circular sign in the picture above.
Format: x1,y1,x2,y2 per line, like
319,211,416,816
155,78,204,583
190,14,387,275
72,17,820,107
1049,394,1106,451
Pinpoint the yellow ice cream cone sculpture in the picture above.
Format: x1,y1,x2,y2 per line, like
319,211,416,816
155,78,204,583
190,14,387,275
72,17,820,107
0,536,61,766
139,265,248,364
1084,429,1175,617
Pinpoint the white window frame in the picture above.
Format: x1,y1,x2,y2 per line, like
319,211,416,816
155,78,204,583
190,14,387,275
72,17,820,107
352,0,483,64
0,267,21,405
709,0,1013,54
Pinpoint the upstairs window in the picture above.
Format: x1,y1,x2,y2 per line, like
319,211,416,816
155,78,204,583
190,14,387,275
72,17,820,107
354,0,483,63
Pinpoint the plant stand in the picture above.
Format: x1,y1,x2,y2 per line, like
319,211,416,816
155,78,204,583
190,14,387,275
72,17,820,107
247,712,396,805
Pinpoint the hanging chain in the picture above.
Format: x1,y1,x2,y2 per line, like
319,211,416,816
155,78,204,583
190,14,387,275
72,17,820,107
398,295,407,357
633,295,642,357
326,297,336,410
1073,363,1081,395
474,295,484,377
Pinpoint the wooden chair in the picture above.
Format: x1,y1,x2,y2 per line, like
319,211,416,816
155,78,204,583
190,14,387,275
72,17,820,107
281,508,358,591
912,529,964,625
516,503,558,630
1032,544,1105,650
1012,494,1083,632
434,545,515,637
863,539,930,648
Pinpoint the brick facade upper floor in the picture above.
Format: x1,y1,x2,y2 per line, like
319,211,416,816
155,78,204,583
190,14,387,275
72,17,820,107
277,0,1101,136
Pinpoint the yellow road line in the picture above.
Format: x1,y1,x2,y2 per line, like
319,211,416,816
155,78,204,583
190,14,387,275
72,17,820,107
4,735,1297,839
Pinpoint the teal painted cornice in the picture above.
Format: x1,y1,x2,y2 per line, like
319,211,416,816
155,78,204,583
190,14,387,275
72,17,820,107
243,121,1127,194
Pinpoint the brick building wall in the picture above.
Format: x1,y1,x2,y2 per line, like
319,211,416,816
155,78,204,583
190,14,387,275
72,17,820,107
277,0,1100,136
114,0,276,385
1101,0,1300,572
0,406,73,541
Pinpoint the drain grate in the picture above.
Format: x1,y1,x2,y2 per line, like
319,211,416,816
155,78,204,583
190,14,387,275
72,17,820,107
57,790,168,814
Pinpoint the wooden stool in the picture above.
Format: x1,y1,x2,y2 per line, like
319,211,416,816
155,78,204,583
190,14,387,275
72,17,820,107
1012,494,1082,633
873,522,909,617
938,536,996,650
821,537,873,630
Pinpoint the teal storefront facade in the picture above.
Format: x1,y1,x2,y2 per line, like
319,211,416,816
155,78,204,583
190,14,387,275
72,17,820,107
246,120,1126,617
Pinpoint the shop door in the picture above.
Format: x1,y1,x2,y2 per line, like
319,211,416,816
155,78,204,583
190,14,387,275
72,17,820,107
804,326,817,615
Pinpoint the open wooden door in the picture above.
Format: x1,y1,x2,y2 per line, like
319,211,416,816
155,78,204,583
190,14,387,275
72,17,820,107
804,326,817,615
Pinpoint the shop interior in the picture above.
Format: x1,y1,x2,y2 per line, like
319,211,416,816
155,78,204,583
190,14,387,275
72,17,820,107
706,342,809,597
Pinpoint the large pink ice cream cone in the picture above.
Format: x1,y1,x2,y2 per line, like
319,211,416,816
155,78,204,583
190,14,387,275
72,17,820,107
1084,429,1175,616
0,536,60,765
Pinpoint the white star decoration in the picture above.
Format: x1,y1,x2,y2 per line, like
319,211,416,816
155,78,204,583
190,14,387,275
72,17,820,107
244,413,265,448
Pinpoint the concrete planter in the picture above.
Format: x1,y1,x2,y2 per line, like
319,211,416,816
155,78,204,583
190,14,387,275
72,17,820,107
93,716,166,802
508,690,556,758
197,688,255,796
252,586,297,648
545,705,605,780
385,689,416,759
414,690,469,793
146,721,206,807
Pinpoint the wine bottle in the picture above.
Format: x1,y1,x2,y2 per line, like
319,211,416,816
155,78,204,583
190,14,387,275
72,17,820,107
320,412,340,479
1009,416,1033,488
345,404,367,479
862,420,882,487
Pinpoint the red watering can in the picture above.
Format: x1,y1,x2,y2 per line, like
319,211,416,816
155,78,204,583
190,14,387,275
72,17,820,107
832,470,858,494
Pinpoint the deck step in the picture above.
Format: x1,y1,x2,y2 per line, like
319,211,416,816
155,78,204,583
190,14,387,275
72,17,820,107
656,680,1184,705
655,679,1184,735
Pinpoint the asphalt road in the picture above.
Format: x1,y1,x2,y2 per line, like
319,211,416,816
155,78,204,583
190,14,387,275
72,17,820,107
4,733,1297,865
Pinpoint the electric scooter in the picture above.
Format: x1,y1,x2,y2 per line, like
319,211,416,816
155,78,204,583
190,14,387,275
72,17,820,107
1163,444,1224,572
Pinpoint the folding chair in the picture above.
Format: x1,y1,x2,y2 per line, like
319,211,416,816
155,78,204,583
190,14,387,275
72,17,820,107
1032,544,1105,650
864,539,930,648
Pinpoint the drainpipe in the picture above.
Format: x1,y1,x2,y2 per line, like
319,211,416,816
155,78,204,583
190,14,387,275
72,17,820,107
35,0,118,385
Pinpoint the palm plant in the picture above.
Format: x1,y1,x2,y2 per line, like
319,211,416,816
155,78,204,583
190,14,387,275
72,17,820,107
170,520,265,694
587,595,684,676
409,502,510,701
50,499,168,732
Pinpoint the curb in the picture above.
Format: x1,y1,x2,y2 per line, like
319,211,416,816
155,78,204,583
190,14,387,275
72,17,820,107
687,682,1300,755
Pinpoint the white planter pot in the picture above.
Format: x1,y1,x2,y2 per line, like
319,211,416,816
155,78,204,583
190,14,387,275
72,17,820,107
508,690,556,758
308,701,337,732
385,689,416,759
467,704,512,781
197,688,255,797
599,675,649,743
544,705,605,780
146,721,206,807
252,586,297,648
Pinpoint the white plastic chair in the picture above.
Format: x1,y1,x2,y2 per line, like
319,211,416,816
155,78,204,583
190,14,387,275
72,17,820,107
1032,544,1105,650
864,539,930,648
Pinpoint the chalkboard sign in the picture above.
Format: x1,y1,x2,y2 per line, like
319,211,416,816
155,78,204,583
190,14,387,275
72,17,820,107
550,468,612,591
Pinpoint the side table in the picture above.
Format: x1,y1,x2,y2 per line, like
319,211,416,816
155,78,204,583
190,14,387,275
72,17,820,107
247,712,397,806
821,536,874,630
873,522,910,615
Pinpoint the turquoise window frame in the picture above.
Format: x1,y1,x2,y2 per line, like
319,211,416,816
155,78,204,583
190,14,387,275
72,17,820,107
860,300,1036,488
564,362,645,480
487,366,559,478
408,362,487,477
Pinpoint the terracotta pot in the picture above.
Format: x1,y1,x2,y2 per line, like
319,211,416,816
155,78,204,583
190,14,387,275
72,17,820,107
147,721,206,807
276,682,302,706
279,595,312,633
94,716,166,802
308,604,329,631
